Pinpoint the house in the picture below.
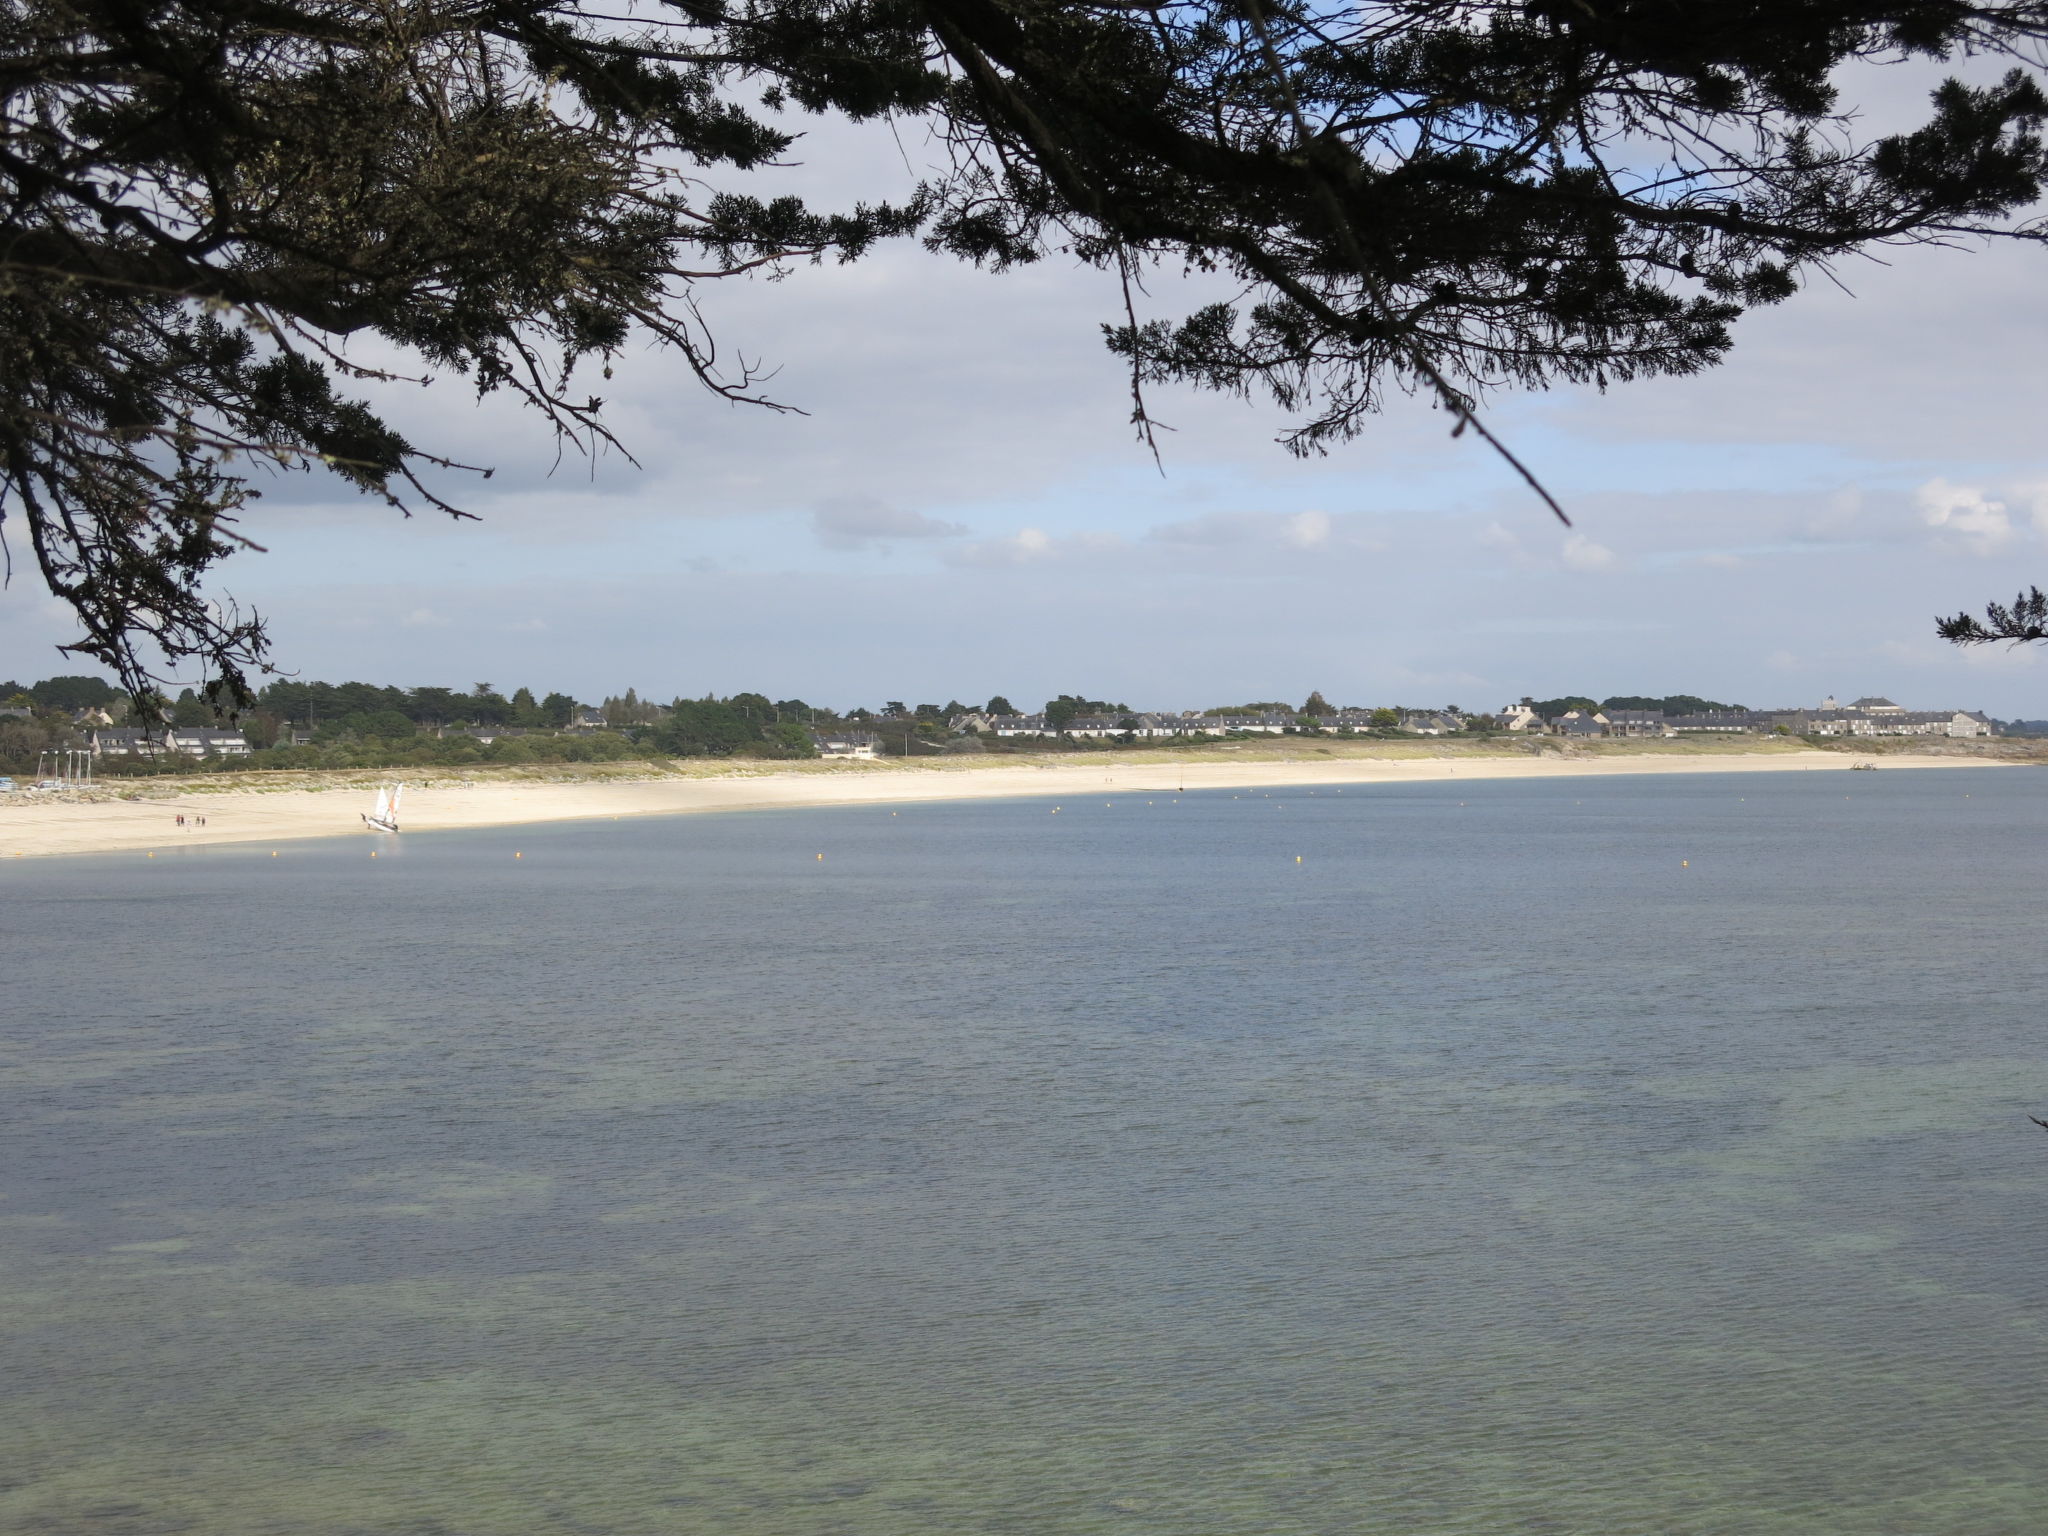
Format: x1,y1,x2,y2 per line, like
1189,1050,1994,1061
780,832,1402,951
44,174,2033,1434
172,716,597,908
811,730,880,760
90,728,161,757
71,706,115,727
1494,703,1543,732
1399,711,1461,735
567,705,608,731
1890,710,1992,738
1201,713,1293,735
987,713,1051,737
1556,712,1608,739
1666,711,1766,734
0,703,32,721
164,727,252,757
1601,709,1671,738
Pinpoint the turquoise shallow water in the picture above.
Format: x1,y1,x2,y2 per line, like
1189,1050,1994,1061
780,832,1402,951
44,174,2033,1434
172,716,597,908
4,767,2048,1534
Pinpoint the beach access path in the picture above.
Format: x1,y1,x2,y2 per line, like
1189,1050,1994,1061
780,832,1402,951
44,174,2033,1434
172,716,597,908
0,746,2014,860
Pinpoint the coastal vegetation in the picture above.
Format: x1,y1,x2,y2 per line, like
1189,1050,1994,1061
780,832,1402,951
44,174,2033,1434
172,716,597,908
5,673,2033,780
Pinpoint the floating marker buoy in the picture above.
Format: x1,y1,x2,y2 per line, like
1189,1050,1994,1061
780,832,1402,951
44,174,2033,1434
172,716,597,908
1296,855,1302,863
515,851,522,858
271,851,277,857
817,853,824,860
370,851,377,858
147,852,154,858
1682,860,1689,868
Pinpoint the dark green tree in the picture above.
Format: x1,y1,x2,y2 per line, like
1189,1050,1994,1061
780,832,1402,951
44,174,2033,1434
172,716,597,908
27,675,118,711
651,699,762,757
1044,698,1079,733
1938,586,2048,644
1300,690,1334,717
985,695,1017,715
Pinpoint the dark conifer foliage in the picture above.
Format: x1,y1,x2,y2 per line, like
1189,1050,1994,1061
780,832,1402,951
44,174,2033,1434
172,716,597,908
1937,586,2048,643
9,0,2048,704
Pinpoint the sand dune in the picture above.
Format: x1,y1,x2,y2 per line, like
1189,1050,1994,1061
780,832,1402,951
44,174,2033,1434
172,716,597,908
0,749,2006,861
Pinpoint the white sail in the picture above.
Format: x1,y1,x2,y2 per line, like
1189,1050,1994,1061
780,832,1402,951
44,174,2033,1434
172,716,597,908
372,786,390,822
390,784,404,817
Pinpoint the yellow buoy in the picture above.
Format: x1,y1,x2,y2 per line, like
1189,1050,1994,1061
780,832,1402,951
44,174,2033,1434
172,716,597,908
1682,860,1689,868
1296,855,1302,863
817,853,824,860
147,851,154,858
271,851,277,857
515,851,522,858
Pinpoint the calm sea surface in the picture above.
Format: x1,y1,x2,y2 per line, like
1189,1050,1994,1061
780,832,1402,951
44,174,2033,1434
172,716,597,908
5,767,2048,1535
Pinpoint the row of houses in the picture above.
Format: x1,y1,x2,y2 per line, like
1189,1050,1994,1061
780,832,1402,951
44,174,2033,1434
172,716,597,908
91,727,253,758
1497,696,1994,739
86,703,624,758
954,709,1463,738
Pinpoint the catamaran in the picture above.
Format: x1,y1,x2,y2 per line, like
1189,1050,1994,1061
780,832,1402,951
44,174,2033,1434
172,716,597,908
362,783,403,833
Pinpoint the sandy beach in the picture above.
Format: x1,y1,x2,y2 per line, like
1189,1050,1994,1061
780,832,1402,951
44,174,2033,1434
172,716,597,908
0,746,2016,860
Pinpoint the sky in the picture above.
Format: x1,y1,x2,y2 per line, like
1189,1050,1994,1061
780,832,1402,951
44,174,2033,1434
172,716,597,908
5,58,2048,718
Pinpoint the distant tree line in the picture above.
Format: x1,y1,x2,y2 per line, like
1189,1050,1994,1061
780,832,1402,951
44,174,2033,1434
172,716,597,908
0,674,1787,776
1526,694,1742,721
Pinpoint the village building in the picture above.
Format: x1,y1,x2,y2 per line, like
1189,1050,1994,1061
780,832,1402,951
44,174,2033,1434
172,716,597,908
90,727,251,758
810,730,881,759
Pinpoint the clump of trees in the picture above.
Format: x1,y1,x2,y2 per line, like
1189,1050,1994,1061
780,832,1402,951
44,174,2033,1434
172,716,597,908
650,696,820,758
1525,694,1744,720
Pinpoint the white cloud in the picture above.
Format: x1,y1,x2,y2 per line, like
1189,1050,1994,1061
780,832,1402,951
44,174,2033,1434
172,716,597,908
1916,478,2013,551
1283,509,1332,548
811,497,967,551
949,526,1061,567
1561,534,1617,571
401,607,451,628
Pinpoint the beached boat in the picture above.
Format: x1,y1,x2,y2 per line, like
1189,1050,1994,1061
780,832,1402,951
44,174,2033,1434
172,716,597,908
362,783,403,833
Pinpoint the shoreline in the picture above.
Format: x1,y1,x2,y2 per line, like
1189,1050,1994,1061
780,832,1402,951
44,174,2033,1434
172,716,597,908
0,746,2019,861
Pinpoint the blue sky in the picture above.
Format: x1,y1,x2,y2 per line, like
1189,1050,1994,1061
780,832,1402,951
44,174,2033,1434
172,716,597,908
6,66,2048,717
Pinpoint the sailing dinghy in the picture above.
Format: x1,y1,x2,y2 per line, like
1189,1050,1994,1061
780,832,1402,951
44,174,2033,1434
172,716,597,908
362,783,403,833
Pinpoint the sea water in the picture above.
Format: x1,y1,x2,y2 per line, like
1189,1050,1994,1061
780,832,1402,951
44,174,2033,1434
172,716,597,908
4,767,2047,1535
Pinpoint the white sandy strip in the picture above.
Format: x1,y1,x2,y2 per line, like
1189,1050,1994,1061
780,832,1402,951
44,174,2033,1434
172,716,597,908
0,751,2003,860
